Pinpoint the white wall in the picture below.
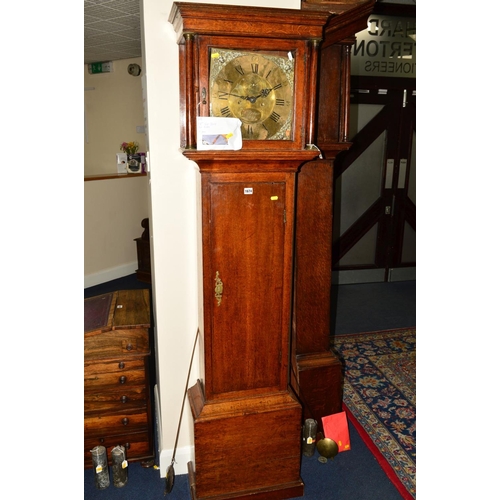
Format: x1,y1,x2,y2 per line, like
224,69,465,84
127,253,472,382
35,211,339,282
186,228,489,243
84,176,149,286
84,55,150,286
84,57,146,176
141,0,301,477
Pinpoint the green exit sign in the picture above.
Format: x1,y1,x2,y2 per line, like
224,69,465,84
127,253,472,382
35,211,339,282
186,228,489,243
88,61,113,74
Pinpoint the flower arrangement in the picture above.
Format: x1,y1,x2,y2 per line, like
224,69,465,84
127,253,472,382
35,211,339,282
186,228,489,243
120,141,139,156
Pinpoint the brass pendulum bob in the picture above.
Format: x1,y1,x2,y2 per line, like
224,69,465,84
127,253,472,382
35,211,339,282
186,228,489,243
316,432,339,461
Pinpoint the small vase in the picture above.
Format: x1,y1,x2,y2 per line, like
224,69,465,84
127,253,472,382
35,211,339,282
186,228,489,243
127,154,141,173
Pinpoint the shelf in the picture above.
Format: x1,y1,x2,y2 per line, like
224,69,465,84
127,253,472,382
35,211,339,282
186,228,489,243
84,172,147,182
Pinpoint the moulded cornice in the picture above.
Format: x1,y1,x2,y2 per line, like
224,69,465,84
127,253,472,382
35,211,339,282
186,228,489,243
320,0,377,47
301,0,374,14
169,2,331,43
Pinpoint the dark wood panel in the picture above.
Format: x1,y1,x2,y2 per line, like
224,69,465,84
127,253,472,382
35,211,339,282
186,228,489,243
294,160,333,354
84,328,150,359
188,381,303,500
84,406,149,434
84,289,154,468
84,430,152,468
84,368,146,389
84,385,148,413
209,180,286,395
114,289,151,328
84,357,145,376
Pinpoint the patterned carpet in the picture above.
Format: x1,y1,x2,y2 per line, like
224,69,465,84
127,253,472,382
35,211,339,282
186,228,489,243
332,328,416,499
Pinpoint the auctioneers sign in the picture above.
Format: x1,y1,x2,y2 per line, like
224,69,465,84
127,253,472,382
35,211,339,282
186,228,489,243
351,15,416,78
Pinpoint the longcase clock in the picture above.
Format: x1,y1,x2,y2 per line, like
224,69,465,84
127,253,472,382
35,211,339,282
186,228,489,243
169,3,330,499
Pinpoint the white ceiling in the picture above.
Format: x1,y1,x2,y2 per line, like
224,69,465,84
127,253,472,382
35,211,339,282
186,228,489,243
84,0,415,65
84,0,142,64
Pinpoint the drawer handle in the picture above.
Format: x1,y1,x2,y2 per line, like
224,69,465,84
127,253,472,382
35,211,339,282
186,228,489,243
119,362,125,369
126,343,133,351
125,443,130,449
99,438,105,443
122,418,129,426
121,396,128,404
119,376,127,384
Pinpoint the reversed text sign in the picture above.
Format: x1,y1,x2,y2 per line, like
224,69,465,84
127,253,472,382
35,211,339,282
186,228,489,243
351,16,416,78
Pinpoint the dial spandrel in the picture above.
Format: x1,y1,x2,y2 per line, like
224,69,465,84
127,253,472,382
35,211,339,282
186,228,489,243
210,49,294,140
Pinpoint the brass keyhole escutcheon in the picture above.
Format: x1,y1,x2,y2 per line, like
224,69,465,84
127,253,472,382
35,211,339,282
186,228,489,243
214,271,223,306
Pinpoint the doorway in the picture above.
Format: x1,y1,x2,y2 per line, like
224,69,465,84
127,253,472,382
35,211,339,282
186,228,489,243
332,76,416,284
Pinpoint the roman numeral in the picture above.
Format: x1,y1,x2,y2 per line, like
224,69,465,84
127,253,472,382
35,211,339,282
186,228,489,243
218,92,229,100
251,63,259,74
220,106,231,116
270,111,281,122
247,125,253,136
272,82,283,91
265,70,272,79
235,65,244,75
276,99,285,106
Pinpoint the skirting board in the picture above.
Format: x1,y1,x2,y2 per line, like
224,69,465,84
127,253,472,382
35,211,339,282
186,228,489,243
155,384,194,478
332,269,385,285
84,262,137,288
388,266,416,282
332,267,416,285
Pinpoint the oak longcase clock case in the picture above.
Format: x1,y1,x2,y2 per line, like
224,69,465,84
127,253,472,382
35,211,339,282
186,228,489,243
169,3,330,500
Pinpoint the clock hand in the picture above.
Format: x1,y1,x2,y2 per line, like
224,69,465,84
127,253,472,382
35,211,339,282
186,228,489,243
245,95,262,104
229,88,272,103
245,88,272,103
229,93,261,103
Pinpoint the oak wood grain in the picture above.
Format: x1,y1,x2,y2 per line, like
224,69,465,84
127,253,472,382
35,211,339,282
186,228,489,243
84,289,153,468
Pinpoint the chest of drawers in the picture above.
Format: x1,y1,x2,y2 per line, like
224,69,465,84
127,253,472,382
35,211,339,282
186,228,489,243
84,289,154,468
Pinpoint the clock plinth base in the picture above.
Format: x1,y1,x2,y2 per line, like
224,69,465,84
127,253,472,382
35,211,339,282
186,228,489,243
187,381,304,500
188,462,304,500
292,351,344,432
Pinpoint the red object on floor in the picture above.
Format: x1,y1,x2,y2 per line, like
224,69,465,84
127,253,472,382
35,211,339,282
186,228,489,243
322,410,351,452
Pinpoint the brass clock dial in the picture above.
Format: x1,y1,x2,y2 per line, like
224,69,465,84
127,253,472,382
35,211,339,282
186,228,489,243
210,49,294,140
